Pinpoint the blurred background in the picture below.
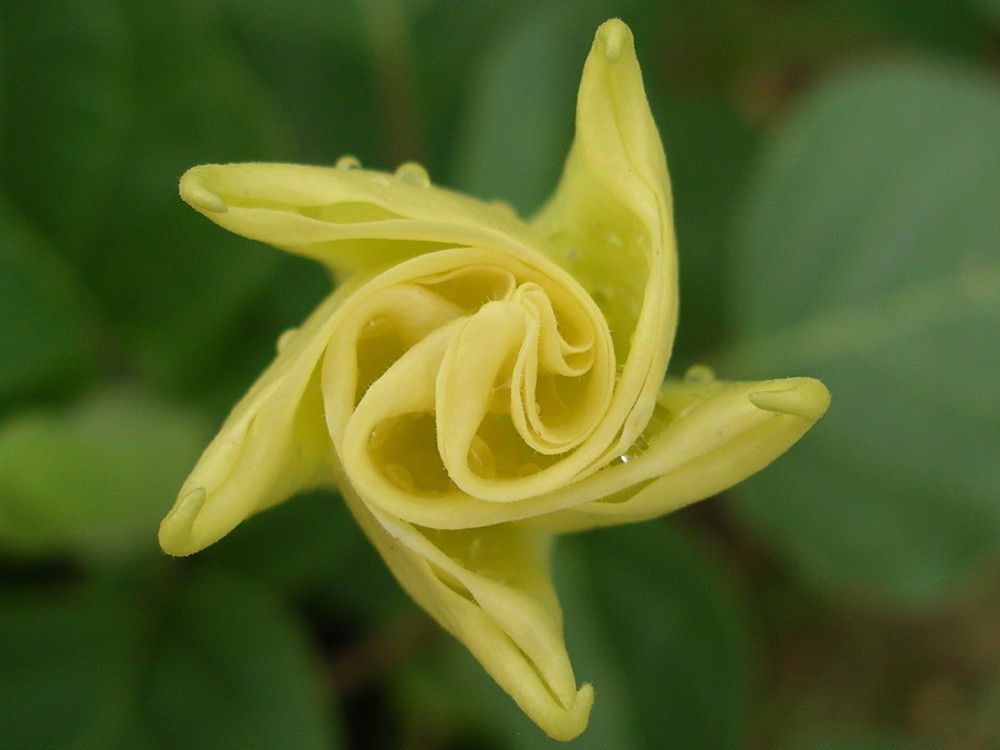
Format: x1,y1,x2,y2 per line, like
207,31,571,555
2,0,999,748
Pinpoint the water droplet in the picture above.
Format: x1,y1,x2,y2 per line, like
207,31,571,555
361,315,391,339
684,364,715,383
368,421,391,450
394,161,430,188
383,463,414,491
276,327,297,353
517,462,541,477
335,155,361,170
467,536,482,560
600,21,627,63
467,436,496,479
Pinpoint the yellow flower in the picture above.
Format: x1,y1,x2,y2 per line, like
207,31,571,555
159,19,828,740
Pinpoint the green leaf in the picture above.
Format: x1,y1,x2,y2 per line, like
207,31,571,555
0,389,209,560
202,488,408,622
0,201,98,404
0,0,132,248
658,94,758,360
0,571,343,750
394,521,753,749
123,570,341,750
562,522,754,750
786,728,935,750
0,582,138,750
80,0,293,390
449,4,598,215
726,61,1000,603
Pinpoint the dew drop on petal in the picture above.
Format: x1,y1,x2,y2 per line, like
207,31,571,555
368,421,391,450
361,315,392,339
601,21,626,63
683,364,715,383
276,327,297,353
467,436,496,479
383,463,414,491
394,161,431,188
335,155,361,170
517,462,541,477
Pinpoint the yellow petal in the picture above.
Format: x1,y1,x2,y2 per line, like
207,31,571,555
532,18,677,468
158,288,347,555
339,481,593,741
178,160,544,278
530,373,831,532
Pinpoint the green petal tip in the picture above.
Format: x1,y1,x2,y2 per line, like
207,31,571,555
158,486,207,556
596,18,630,63
179,171,228,213
749,378,830,420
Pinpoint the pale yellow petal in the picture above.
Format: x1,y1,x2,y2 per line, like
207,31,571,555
178,161,545,278
158,289,347,555
339,482,593,741
532,18,677,467
528,374,831,532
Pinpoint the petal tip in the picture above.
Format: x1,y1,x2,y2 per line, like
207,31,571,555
749,378,830,421
595,18,632,64
542,682,595,741
179,169,228,214
158,486,207,556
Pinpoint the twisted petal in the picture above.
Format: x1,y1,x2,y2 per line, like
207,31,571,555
340,483,593,740
532,17,677,464
178,159,544,278
158,288,346,555
529,373,831,533
159,17,828,743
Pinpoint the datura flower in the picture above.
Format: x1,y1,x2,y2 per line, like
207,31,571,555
160,19,828,740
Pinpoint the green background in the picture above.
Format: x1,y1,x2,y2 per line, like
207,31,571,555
2,0,998,748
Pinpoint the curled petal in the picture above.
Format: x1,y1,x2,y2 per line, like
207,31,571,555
532,18,677,466
530,374,831,532
158,290,347,555
179,161,545,278
161,16,829,743
339,483,594,741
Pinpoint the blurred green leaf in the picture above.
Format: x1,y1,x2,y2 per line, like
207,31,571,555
658,94,758,360
211,0,383,165
562,522,754,750
449,3,595,215
0,388,209,560
395,521,753,749
0,201,98,404
0,582,138,750
81,0,293,390
0,0,131,248
787,728,934,750
202,488,407,620
726,61,1000,603
838,0,989,57
122,570,342,750
968,0,1000,22
0,571,343,750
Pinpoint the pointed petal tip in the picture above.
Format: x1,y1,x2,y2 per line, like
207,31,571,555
540,682,595,741
595,18,632,64
749,377,830,421
158,486,207,556
179,169,228,213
